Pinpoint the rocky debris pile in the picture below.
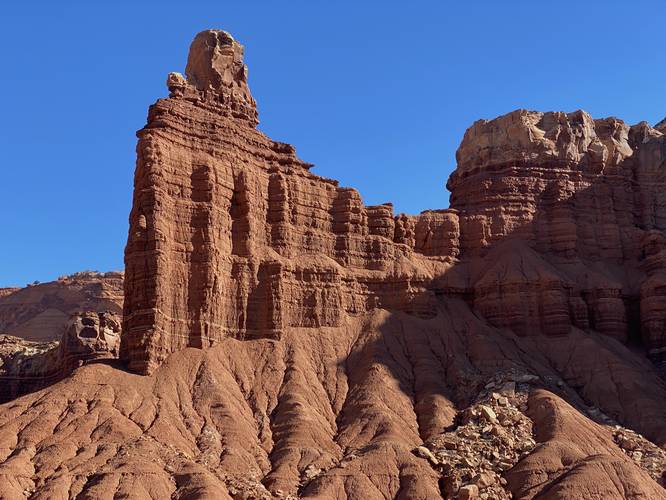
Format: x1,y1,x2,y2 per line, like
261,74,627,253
415,372,539,499
613,426,666,486
0,311,121,402
223,476,275,500
0,288,19,299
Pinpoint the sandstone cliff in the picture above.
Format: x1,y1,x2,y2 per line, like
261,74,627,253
123,32,666,375
1,29,665,500
122,30,458,374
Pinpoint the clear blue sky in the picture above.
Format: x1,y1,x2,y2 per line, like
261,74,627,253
1,1,664,286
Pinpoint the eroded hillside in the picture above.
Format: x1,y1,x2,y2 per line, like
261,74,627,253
1,30,666,499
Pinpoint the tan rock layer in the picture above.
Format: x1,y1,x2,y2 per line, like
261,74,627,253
0,271,124,342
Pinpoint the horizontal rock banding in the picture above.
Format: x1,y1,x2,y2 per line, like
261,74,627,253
122,31,666,378
121,31,459,374
4,29,666,500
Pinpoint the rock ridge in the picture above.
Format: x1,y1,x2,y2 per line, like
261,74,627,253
122,30,666,376
0,271,123,342
1,28,659,499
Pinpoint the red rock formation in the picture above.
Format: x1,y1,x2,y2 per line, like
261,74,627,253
448,110,666,361
123,32,666,374
0,271,123,341
2,29,666,500
0,311,120,402
122,30,458,374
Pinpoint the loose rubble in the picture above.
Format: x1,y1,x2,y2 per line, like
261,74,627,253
415,372,539,499
613,427,666,486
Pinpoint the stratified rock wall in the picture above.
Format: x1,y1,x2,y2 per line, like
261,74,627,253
121,31,458,374
122,30,666,377
0,271,123,342
3,29,666,500
448,110,666,358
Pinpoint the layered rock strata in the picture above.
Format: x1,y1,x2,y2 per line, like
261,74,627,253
123,30,666,376
122,30,459,374
0,311,120,402
1,315,665,499
0,271,123,342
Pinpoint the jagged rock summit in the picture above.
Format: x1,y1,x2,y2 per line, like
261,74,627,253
167,29,257,124
1,29,666,499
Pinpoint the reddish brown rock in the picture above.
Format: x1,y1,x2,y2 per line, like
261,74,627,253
112,30,666,497
123,33,666,375
0,271,123,342
121,31,458,375
446,110,666,360
2,29,666,500
505,390,665,499
0,311,120,402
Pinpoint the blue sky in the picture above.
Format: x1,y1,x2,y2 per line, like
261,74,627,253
1,1,664,286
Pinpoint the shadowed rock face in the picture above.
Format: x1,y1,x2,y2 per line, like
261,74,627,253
448,110,666,361
0,311,120,402
2,29,666,500
656,117,666,133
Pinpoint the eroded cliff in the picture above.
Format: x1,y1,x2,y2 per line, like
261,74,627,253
123,31,666,376
1,29,666,500
121,30,459,374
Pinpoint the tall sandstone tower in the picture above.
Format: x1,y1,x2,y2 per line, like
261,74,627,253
121,30,460,374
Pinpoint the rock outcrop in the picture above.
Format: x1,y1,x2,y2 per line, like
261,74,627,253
122,30,458,374
447,110,666,362
0,271,123,342
2,29,666,500
123,32,666,375
0,311,120,402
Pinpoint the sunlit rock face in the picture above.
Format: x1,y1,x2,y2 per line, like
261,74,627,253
3,29,666,500
122,30,666,375
121,30,460,375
